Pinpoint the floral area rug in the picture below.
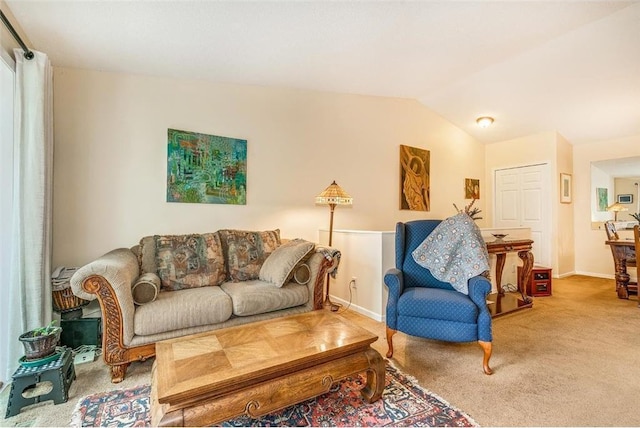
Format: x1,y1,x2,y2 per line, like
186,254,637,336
71,363,478,427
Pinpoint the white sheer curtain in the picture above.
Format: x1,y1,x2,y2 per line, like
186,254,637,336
0,52,16,384
3,49,53,380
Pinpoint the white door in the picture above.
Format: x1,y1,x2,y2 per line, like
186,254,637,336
495,164,551,267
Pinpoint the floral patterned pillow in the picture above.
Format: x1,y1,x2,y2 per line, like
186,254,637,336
155,233,226,291
219,229,281,281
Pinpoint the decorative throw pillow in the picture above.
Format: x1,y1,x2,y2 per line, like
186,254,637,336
138,236,157,274
155,233,226,291
131,272,160,305
219,229,281,282
259,239,315,287
201,231,227,282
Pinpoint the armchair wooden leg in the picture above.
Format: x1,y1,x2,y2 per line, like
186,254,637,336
110,363,130,383
386,327,396,358
478,340,493,375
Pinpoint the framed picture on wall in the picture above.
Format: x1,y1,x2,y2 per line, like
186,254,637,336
560,173,572,204
617,194,633,204
465,178,480,199
399,144,430,211
166,128,247,205
596,188,608,211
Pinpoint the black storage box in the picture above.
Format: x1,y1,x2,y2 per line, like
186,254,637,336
60,318,101,348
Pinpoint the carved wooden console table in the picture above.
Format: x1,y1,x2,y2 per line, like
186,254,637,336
485,238,535,316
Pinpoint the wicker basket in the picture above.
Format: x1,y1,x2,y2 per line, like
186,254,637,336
52,285,89,312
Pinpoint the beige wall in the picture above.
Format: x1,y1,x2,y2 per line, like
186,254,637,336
13,13,630,280
574,134,640,277
483,131,575,277
484,132,559,273
556,133,575,276
53,67,486,266
484,131,557,223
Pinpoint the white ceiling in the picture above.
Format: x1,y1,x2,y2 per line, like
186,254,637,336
5,1,640,145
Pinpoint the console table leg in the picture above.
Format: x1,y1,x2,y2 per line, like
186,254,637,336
495,254,506,295
517,250,534,303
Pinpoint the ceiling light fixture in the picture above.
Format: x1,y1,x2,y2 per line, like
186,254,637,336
476,116,494,128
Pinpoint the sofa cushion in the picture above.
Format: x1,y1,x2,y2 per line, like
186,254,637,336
219,229,281,281
220,280,308,316
154,233,226,291
133,286,233,336
259,239,315,287
398,287,478,323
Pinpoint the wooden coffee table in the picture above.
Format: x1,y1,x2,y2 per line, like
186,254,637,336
150,311,385,427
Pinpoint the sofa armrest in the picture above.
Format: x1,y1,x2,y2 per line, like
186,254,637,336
304,246,341,310
467,274,493,342
384,268,404,329
70,248,140,347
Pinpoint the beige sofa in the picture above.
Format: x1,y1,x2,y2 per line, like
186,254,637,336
70,229,340,383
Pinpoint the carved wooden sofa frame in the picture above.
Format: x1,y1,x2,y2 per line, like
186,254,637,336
79,252,334,383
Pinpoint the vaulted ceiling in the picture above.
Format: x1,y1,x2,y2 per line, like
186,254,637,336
5,1,640,144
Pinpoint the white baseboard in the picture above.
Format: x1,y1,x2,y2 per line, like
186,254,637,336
556,271,576,278
330,295,385,322
574,271,615,279
554,271,617,279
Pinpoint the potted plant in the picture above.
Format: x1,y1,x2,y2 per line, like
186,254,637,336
18,320,61,361
453,198,483,220
631,213,640,224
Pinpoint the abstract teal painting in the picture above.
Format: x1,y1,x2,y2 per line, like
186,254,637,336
596,187,608,212
167,129,247,205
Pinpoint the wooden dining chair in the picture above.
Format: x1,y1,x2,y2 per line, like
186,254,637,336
635,225,640,271
604,221,637,298
605,221,636,267
605,220,619,241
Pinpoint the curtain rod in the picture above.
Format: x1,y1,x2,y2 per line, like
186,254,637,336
0,9,34,60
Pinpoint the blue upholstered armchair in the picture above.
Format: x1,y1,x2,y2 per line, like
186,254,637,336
384,219,494,375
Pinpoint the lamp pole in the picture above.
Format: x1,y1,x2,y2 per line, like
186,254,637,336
328,203,336,246
325,203,338,310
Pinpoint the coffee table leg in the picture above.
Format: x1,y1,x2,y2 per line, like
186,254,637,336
360,348,385,403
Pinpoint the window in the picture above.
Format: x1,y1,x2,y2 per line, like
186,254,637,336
0,50,15,384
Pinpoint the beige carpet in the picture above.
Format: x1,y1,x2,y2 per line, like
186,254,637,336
1,275,639,427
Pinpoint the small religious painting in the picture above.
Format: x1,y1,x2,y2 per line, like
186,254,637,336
400,144,430,211
596,187,608,211
465,178,480,199
167,128,247,205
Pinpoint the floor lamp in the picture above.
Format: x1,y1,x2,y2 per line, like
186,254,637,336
316,180,352,311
